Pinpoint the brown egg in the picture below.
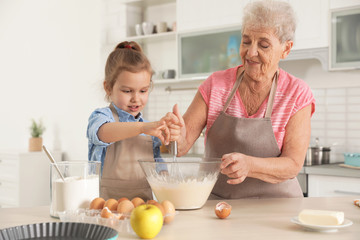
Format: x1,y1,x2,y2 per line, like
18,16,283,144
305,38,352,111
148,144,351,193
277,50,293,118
146,200,158,205
118,197,129,204
131,197,145,207
162,200,176,224
101,207,113,218
104,198,118,211
215,201,232,219
147,201,165,217
117,199,135,219
90,197,105,210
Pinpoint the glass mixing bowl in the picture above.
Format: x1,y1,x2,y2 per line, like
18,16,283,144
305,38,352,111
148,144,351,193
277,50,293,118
138,157,221,210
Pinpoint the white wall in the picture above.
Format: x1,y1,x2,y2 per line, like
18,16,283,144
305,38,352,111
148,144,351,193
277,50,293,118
0,0,105,160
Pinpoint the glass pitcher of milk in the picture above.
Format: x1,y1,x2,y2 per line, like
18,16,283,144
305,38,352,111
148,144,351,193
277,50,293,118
50,161,101,218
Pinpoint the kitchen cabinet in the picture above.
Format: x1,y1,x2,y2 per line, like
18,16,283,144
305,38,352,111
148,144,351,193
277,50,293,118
308,174,360,197
105,0,336,83
177,0,247,32
329,6,360,70
0,151,62,208
178,25,242,79
330,0,360,9
289,0,329,50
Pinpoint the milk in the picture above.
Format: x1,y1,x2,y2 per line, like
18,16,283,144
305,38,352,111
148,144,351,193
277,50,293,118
148,176,217,210
50,175,99,217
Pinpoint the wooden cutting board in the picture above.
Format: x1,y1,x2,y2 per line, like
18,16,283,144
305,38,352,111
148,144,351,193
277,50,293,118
339,164,360,170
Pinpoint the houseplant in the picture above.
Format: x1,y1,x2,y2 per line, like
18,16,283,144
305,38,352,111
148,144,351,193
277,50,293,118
29,119,45,151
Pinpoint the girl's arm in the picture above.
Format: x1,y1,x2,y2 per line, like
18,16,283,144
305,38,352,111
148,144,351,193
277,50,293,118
98,121,170,145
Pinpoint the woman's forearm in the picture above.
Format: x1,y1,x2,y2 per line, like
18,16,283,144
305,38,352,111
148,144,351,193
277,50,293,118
176,91,208,157
247,155,304,183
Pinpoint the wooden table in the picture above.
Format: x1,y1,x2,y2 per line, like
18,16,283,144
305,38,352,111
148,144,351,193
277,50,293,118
0,196,359,239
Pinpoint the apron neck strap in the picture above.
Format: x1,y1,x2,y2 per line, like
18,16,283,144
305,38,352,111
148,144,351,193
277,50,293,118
223,70,279,118
109,103,120,122
223,70,244,112
264,71,278,118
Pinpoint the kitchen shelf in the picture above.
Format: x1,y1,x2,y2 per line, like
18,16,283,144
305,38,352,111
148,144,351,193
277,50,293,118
120,0,175,8
125,31,177,43
153,76,207,85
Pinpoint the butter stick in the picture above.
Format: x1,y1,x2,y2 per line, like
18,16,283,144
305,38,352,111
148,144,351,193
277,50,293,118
298,209,344,226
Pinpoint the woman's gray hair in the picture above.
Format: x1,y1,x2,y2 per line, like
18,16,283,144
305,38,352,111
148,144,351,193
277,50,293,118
242,0,297,43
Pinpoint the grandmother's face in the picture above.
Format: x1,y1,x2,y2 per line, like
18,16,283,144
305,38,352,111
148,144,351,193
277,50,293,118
240,27,291,80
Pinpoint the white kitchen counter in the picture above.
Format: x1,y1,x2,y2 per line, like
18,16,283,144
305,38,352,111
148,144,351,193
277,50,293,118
303,163,360,178
0,196,359,239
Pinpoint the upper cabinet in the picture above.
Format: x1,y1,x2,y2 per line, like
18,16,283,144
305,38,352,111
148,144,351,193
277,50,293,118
102,0,360,82
289,0,329,50
177,0,249,32
178,25,242,79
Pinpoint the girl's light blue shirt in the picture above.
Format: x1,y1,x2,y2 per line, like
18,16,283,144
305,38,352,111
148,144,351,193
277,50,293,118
87,103,162,168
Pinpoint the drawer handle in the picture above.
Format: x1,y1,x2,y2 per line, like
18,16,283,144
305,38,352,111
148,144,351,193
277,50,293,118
334,190,360,195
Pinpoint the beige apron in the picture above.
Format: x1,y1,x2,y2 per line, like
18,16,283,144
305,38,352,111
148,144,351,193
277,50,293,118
205,70,303,199
100,104,153,201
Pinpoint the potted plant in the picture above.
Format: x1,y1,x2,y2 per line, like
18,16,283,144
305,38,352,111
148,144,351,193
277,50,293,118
29,119,45,151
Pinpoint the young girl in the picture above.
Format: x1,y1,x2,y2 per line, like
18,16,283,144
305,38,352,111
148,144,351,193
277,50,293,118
87,41,181,201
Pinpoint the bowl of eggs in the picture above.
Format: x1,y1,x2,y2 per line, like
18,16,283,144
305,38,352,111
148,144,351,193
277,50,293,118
138,157,222,210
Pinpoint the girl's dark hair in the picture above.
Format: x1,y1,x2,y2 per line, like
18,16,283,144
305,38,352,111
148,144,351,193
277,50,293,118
104,41,153,101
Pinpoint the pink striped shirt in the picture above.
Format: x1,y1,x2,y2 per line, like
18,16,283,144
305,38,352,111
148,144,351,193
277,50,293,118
199,66,315,150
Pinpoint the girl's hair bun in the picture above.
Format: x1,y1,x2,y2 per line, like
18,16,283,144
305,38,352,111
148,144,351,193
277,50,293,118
115,41,142,52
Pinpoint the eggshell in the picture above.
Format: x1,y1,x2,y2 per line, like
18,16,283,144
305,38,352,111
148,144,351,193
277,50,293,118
89,197,105,210
118,197,129,204
162,200,176,224
215,201,232,219
104,198,118,211
101,207,113,218
131,197,145,207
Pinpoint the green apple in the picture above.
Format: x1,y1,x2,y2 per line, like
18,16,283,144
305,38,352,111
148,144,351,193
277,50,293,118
130,204,163,239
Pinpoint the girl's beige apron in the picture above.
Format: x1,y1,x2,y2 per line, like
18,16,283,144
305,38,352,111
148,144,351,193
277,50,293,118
100,104,153,200
205,71,303,199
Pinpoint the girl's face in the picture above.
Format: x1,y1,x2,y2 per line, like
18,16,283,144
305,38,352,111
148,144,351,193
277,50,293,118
107,70,151,117
240,27,292,81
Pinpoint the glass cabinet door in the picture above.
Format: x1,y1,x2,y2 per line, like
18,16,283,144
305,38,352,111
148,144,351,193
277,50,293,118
178,26,242,79
330,7,360,70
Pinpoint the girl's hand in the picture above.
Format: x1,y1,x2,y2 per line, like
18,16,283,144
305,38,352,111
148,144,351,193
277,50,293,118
220,153,252,184
141,121,170,145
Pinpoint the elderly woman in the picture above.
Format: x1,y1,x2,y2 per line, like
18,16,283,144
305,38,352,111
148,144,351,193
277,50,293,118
173,0,315,198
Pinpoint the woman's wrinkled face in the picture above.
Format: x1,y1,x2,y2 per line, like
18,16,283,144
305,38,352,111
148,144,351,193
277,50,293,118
106,70,151,117
240,27,291,80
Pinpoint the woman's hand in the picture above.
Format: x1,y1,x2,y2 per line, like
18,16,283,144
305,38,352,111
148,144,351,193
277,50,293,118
169,104,186,142
220,153,252,184
147,104,184,145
